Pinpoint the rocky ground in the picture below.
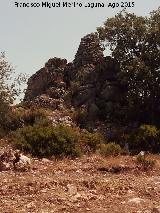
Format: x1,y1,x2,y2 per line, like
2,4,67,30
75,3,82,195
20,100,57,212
0,140,160,213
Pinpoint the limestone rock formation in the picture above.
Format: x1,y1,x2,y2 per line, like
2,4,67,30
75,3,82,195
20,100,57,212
24,33,123,124
24,57,67,101
73,33,104,67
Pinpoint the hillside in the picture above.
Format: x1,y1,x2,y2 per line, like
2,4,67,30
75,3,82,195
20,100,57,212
0,8,160,213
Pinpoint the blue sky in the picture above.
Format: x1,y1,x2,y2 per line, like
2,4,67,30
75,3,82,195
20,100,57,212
0,0,159,78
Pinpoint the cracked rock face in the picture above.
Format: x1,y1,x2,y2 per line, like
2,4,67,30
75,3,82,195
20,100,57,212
24,33,122,122
24,57,67,101
73,32,104,67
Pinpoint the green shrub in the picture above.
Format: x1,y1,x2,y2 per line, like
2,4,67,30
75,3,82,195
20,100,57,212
4,110,25,131
99,142,122,156
0,108,25,134
22,108,48,126
80,131,106,153
129,124,159,153
4,107,51,131
139,124,158,137
11,124,81,158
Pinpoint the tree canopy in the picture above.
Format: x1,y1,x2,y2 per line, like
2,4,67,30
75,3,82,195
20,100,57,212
97,8,160,124
0,52,26,132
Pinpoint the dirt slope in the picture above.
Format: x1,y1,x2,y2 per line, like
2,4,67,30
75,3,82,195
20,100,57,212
1,152,160,213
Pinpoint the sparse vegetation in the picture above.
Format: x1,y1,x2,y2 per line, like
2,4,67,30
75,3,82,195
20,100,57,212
136,154,156,170
99,142,122,156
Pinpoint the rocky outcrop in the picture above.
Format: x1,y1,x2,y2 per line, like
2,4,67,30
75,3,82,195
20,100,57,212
24,57,67,101
73,33,104,67
24,33,123,123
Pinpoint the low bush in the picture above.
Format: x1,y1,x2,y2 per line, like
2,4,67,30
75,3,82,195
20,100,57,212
136,154,156,170
4,107,51,131
22,107,49,126
80,131,106,153
128,124,160,153
99,142,122,156
11,124,81,158
4,109,25,131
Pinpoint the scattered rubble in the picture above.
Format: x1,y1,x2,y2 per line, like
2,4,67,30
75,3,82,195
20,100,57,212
48,110,74,127
0,153,160,212
67,184,78,196
0,147,31,171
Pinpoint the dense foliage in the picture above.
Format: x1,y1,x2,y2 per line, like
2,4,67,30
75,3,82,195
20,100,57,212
11,124,82,158
128,124,160,153
0,52,26,135
97,8,160,124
